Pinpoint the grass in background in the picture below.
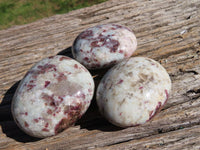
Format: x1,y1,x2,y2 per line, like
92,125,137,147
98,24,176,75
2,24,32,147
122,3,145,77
0,0,107,30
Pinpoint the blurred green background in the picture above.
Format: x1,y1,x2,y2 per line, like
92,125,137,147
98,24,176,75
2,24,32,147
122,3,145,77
0,0,107,30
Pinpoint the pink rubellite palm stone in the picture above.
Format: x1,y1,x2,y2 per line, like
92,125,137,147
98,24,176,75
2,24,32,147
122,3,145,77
72,24,137,69
96,57,171,127
12,55,94,138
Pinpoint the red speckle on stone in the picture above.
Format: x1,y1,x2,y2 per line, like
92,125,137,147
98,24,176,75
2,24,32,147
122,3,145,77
149,110,154,118
139,86,143,89
58,96,64,102
34,119,39,123
44,81,50,88
50,102,56,106
27,84,36,91
124,53,128,57
48,56,54,59
117,79,123,84
111,27,116,30
74,64,78,69
37,66,42,69
88,88,92,93
120,112,122,116
47,109,53,114
163,90,169,106
152,63,155,65
119,50,123,54
80,49,83,52
20,112,28,116
100,37,106,42
67,71,72,75
42,128,49,132
56,107,62,113
91,41,100,47
50,101,56,107
156,102,162,112
38,64,56,71
32,74,38,79
64,106,70,115
59,56,70,61
53,113,56,116
45,123,49,128
113,24,123,29
165,89,169,100
37,64,57,75
79,30,93,39
147,102,162,122
79,66,88,72
42,94,54,102
103,29,106,32
94,58,99,62
57,73,67,82
107,39,119,52
77,93,86,99
54,118,70,134
64,104,82,116
84,57,90,63
24,121,29,127
30,80,34,83
41,93,57,107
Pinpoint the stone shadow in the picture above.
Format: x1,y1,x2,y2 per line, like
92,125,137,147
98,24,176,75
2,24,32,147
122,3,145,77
0,81,41,143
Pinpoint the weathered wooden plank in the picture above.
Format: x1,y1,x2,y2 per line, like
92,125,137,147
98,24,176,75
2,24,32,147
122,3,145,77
0,0,200,149
101,125,200,150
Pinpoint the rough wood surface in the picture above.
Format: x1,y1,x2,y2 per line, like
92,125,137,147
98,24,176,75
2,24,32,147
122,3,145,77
0,0,200,149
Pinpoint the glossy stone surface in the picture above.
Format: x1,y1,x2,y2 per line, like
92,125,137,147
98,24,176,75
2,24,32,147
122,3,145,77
72,24,137,69
12,55,94,138
96,57,171,127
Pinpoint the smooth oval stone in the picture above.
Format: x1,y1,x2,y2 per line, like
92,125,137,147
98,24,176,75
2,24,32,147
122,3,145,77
72,24,137,69
12,55,94,138
96,57,171,127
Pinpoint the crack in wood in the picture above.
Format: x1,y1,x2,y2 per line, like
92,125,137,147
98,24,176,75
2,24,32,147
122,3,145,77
103,121,200,148
179,68,199,75
169,69,199,79
185,88,200,100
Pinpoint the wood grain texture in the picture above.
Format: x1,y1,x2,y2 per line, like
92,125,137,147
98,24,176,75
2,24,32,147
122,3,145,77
0,0,200,149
